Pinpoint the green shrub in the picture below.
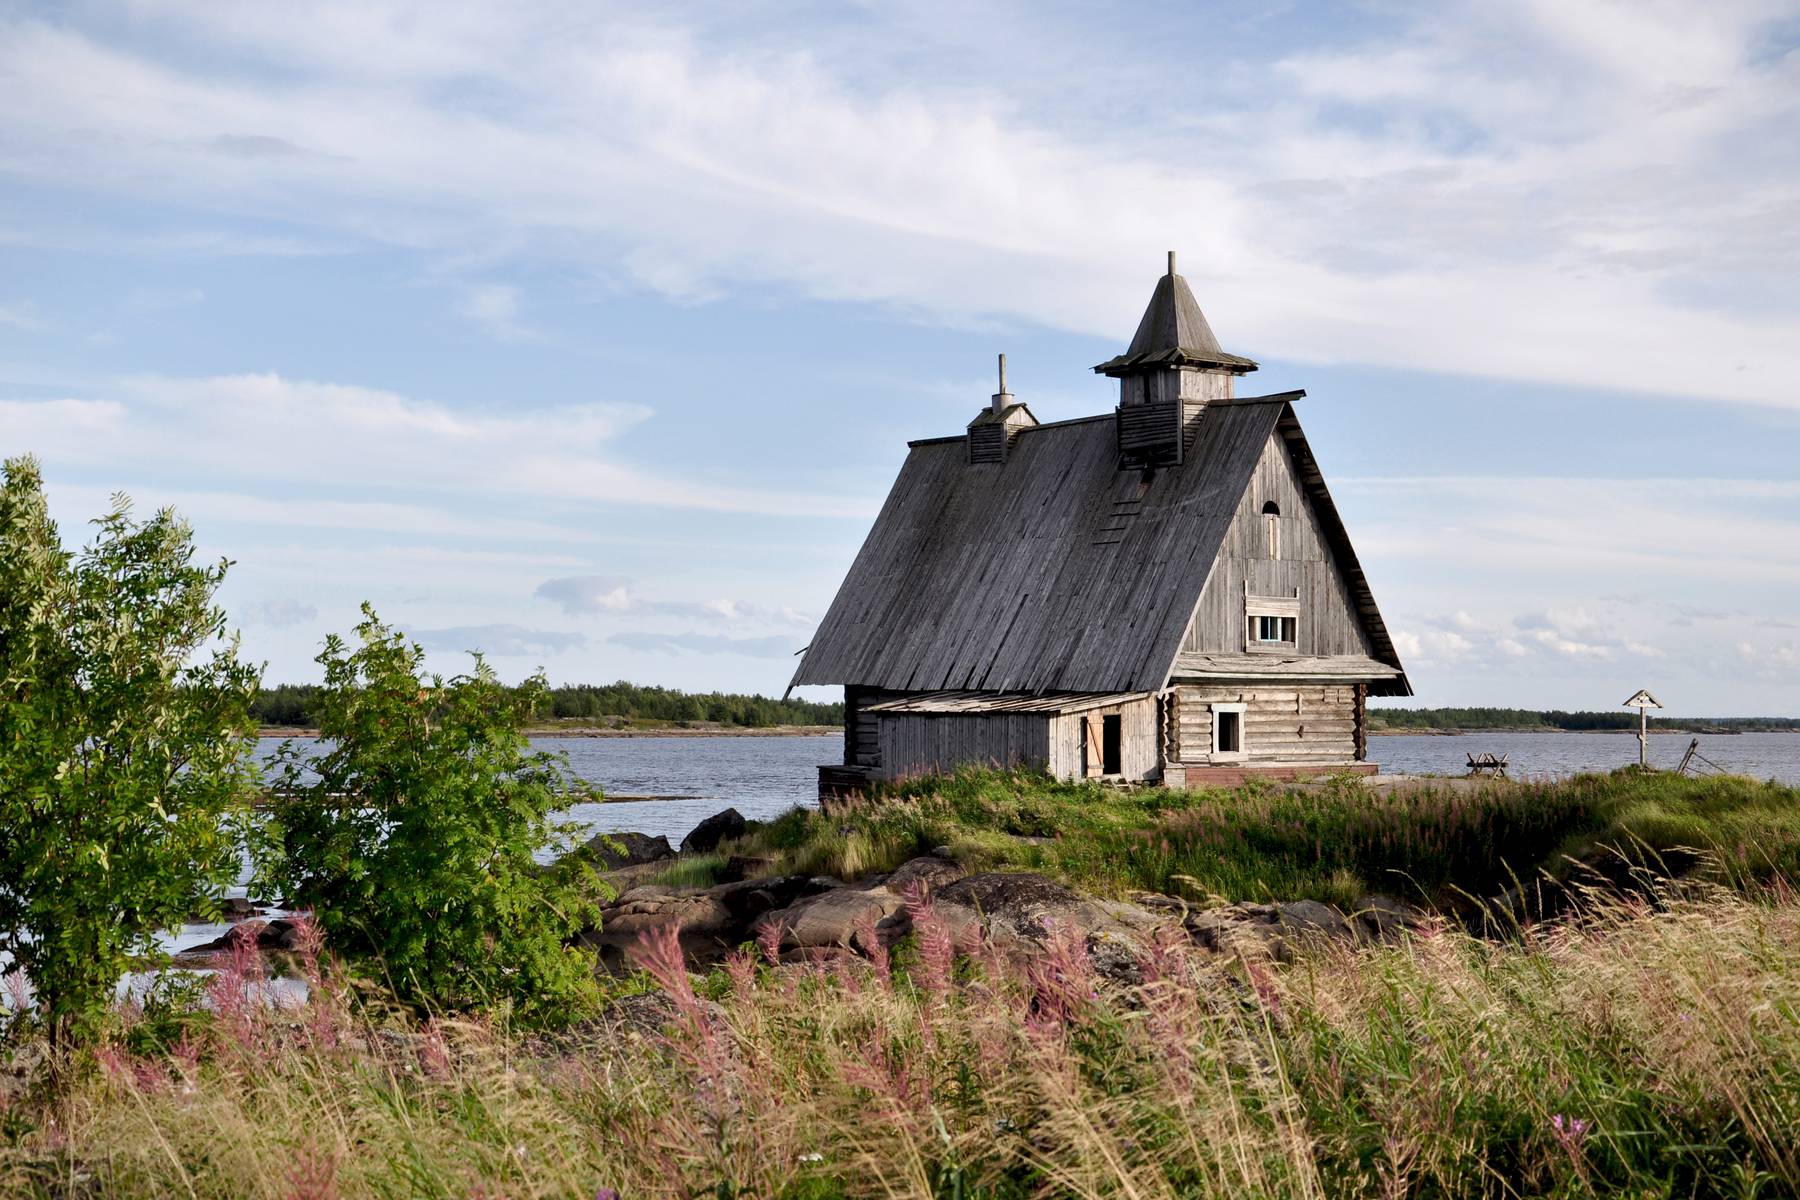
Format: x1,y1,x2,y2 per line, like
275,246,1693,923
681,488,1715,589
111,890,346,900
0,457,259,1044
260,606,602,1021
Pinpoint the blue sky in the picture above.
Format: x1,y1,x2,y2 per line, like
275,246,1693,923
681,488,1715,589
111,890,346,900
3,0,1799,715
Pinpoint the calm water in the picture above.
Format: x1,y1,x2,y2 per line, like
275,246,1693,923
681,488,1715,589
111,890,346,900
252,729,1800,848
1370,731,1800,785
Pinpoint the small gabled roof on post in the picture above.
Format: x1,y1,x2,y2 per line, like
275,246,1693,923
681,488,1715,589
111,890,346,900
1094,252,1258,377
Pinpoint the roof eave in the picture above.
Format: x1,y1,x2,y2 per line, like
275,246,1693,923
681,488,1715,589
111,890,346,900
1093,349,1260,376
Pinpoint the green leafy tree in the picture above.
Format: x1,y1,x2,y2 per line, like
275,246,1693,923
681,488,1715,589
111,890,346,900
0,457,258,1044
262,607,602,1020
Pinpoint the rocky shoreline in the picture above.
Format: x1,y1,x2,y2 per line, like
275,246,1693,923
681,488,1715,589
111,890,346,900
170,804,1429,977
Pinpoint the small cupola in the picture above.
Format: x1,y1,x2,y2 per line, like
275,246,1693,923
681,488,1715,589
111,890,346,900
1099,252,1258,466
967,353,1038,464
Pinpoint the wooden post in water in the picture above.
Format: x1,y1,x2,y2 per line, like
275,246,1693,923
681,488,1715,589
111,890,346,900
1622,689,1663,768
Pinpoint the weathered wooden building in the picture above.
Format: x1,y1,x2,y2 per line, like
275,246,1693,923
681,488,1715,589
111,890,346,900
790,254,1409,794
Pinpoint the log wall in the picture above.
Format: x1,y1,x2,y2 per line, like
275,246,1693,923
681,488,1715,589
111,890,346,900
1171,684,1360,766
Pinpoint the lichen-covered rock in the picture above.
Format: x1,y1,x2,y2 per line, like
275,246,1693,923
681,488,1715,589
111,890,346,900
1183,900,1360,960
1350,894,1427,943
581,874,838,967
756,854,964,951
767,887,907,949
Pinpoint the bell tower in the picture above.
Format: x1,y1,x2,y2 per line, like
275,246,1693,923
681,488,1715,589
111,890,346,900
1095,252,1257,465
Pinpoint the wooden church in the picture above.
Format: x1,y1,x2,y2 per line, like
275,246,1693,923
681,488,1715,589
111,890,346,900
790,254,1409,794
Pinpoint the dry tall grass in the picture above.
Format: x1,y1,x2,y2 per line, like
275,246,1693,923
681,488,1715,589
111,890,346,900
5,881,1799,1198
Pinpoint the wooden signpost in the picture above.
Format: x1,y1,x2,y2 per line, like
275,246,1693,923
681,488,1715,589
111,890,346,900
1622,688,1662,768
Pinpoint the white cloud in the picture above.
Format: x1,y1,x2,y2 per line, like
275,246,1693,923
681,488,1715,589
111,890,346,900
534,574,816,627
1,3,1796,406
607,630,803,659
455,284,534,342
412,623,586,657
0,372,868,518
1346,475,1800,585
534,575,634,615
0,302,48,332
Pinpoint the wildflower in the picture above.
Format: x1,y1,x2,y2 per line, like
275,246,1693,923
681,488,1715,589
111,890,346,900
595,1189,621,1200
798,1152,824,1163
1550,1113,1591,1151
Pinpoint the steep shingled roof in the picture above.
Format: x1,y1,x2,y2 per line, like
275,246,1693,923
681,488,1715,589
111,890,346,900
791,396,1319,696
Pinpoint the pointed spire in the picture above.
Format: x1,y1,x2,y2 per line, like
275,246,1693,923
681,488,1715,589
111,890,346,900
1094,251,1257,377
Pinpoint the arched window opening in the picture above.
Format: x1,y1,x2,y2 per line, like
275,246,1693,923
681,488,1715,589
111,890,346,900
1261,501,1280,559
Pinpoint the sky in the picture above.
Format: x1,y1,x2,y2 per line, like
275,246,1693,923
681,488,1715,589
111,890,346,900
2,0,1798,716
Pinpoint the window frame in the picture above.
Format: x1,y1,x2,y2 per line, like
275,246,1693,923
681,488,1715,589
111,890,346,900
1244,590,1301,654
1212,703,1248,761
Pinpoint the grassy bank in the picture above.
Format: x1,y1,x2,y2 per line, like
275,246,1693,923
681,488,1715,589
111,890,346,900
6,883,1799,1197
702,768,1800,909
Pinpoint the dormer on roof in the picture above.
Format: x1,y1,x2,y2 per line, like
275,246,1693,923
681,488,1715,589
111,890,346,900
967,353,1038,464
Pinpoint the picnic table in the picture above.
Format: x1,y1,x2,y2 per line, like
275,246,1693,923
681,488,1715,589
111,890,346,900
1466,752,1509,777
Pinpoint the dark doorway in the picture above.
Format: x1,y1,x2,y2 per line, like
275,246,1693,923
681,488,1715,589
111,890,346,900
1102,714,1122,775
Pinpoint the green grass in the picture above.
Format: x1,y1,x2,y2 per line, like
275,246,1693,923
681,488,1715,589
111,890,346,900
645,852,730,889
730,767,1800,908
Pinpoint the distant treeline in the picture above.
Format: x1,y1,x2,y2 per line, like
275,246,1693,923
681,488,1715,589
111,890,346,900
251,681,843,729
1370,706,1800,733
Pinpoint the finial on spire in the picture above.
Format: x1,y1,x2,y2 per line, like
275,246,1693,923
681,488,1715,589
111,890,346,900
1167,250,1177,277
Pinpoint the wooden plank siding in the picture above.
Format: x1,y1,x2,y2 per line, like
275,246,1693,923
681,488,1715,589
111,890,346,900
878,713,1052,780
1182,431,1372,660
864,695,1158,783
1171,685,1361,766
1046,696,1159,781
